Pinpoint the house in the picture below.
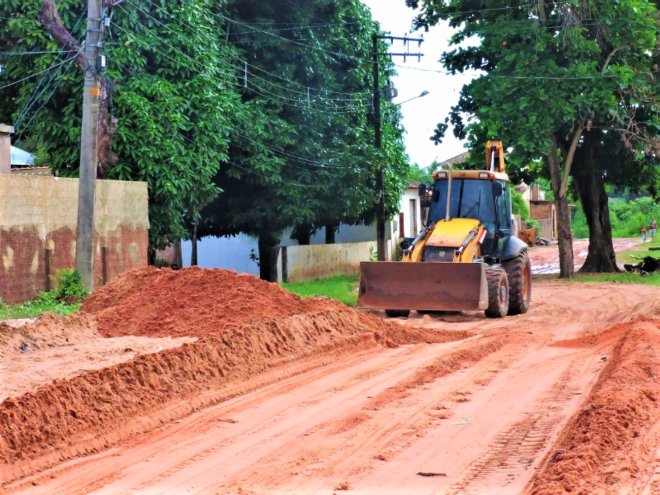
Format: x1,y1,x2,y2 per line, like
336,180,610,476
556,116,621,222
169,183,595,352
391,180,423,241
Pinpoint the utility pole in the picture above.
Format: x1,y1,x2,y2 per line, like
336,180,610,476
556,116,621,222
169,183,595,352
372,34,423,261
75,0,105,290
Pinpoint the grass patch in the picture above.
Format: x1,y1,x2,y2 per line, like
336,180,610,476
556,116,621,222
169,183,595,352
0,291,81,320
282,273,359,306
572,272,659,286
572,236,660,286
616,235,660,264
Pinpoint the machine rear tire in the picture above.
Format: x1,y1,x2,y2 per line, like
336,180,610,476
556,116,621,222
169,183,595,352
503,251,531,315
385,309,410,318
485,268,509,318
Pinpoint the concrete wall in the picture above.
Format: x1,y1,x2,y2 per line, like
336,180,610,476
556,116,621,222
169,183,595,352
281,241,379,283
0,175,149,303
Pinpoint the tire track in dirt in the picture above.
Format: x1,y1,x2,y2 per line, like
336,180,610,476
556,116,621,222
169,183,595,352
445,365,580,494
222,335,512,494
4,338,471,494
525,319,660,495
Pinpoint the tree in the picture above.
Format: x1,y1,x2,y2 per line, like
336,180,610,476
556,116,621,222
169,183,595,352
408,0,658,277
0,0,248,251
199,0,409,280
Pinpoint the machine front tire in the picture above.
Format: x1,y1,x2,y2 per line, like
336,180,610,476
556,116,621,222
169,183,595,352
503,251,532,315
485,268,509,318
385,309,410,318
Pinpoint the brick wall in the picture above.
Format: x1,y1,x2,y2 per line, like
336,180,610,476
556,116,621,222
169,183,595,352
0,175,149,303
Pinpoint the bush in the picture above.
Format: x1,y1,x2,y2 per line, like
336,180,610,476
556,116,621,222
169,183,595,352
572,197,660,239
51,269,88,303
511,190,530,221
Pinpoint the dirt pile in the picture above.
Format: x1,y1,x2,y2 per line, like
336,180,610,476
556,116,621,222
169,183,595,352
527,318,660,495
2,267,470,482
0,313,97,359
81,266,350,338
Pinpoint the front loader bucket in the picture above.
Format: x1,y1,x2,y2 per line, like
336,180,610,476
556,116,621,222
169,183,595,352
358,261,488,312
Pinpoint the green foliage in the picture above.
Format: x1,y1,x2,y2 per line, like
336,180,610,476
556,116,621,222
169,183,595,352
51,268,88,302
0,0,246,249
571,272,659,287
282,274,359,306
526,218,541,232
0,291,80,320
409,163,435,184
511,190,529,221
201,0,409,253
410,0,658,262
573,197,660,239
0,0,411,257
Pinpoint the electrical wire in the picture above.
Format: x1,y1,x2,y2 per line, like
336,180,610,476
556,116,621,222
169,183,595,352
15,57,78,142
125,0,371,100
0,56,78,91
13,7,87,129
0,50,79,56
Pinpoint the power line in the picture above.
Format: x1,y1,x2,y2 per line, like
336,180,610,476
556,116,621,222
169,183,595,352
113,14,370,113
15,57,78,142
124,0,370,101
13,8,87,129
0,56,78,91
0,50,79,56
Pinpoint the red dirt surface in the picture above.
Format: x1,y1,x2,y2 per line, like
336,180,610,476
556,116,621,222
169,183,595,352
2,264,658,494
0,313,193,401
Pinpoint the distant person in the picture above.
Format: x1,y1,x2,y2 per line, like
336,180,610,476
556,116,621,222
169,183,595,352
641,226,648,241
650,219,657,238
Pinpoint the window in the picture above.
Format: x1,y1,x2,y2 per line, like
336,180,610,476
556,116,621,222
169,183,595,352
429,179,496,225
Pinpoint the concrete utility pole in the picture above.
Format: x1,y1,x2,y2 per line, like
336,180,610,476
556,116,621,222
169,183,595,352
75,0,105,290
371,34,423,261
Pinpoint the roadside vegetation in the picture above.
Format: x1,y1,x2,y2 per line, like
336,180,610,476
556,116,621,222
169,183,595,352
573,197,659,239
282,274,359,307
0,269,87,320
573,235,659,286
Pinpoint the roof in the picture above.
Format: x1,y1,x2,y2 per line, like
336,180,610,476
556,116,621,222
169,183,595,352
11,146,35,166
438,151,470,168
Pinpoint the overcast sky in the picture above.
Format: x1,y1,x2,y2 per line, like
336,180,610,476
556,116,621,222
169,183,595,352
361,0,475,167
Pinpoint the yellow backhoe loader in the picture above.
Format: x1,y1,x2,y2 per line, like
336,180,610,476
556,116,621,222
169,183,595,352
358,141,531,318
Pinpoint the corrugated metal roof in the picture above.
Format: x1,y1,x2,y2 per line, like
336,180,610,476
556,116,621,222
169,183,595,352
10,146,35,166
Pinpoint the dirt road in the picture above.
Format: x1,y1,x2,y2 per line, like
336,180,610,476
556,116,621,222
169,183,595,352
2,270,658,495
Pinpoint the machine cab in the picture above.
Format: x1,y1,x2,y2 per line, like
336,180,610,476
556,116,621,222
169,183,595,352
427,171,513,258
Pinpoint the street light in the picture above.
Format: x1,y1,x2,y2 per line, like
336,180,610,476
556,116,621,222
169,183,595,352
395,90,430,106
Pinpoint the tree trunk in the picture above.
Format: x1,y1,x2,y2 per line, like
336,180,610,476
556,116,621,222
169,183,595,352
325,223,338,244
555,198,574,277
548,136,575,278
191,223,198,266
291,224,312,245
173,239,182,268
574,169,619,272
258,232,279,282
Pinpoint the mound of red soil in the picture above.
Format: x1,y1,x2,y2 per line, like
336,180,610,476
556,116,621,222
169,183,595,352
527,318,660,495
81,266,349,338
0,313,97,358
2,267,471,481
